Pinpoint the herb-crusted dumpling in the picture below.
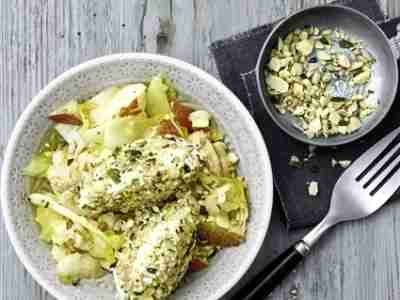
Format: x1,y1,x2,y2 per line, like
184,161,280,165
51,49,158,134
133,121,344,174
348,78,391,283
79,136,203,214
114,198,199,300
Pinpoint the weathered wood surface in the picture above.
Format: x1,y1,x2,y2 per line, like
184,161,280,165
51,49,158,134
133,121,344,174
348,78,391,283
1,1,400,299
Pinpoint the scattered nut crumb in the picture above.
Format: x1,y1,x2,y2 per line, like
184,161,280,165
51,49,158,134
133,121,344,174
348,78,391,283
308,181,319,196
289,285,298,300
289,155,303,168
332,158,352,168
338,160,351,168
331,158,338,167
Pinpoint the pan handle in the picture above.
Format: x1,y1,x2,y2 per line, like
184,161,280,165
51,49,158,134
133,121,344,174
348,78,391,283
389,24,400,60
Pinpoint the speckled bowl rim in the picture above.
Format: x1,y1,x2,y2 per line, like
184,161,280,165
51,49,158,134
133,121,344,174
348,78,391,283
1,53,273,300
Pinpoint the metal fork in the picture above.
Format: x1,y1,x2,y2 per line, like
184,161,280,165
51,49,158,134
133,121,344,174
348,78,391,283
236,127,400,300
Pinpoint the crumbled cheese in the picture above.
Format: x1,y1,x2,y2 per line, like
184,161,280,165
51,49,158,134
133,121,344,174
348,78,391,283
308,181,319,196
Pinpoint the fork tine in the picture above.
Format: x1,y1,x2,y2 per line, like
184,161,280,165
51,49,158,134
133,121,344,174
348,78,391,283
346,127,400,179
370,161,400,202
365,150,400,194
359,142,400,186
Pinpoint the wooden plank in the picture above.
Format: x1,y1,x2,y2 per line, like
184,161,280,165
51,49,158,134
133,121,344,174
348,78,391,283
287,0,331,14
143,0,171,53
0,0,54,297
168,0,287,75
0,1,147,299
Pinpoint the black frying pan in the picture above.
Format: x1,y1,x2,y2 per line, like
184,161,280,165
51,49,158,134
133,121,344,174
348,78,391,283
256,5,399,146
235,5,400,300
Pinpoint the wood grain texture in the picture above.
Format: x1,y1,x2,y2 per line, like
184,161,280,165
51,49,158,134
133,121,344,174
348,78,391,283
0,1,399,299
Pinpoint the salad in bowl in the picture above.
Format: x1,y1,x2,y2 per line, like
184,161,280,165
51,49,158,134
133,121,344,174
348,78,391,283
1,53,273,300
23,74,248,300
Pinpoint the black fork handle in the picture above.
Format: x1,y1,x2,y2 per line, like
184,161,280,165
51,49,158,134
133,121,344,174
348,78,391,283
234,241,308,300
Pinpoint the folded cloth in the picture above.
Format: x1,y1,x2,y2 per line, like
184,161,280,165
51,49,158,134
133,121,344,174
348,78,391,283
210,0,400,229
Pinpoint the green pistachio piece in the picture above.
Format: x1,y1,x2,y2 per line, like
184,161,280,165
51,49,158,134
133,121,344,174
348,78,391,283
296,39,314,56
268,57,281,72
315,41,325,49
348,117,361,132
293,83,304,97
278,37,284,51
337,126,348,135
351,95,364,101
284,33,293,44
291,63,303,76
329,112,341,125
311,72,321,84
282,45,291,57
279,69,291,79
280,57,292,68
321,29,332,36
271,49,280,57
307,118,322,136
317,51,331,61
321,73,332,83
353,70,371,85
300,31,309,40
350,61,364,71
337,54,351,68
266,74,289,94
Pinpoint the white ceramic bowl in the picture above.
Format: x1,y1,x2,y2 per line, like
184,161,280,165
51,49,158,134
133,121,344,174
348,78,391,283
1,53,273,300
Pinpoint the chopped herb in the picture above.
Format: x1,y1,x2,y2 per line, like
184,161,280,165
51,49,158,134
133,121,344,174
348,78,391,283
126,149,142,162
147,267,158,274
339,39,354,48
331,97,348,102
113,146,122,157
107,168,121,183
183,164,191,173
320,36,330,45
